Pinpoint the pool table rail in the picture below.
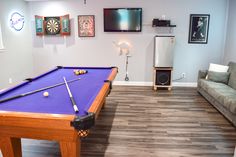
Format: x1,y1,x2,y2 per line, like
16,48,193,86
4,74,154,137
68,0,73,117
88,67,118,118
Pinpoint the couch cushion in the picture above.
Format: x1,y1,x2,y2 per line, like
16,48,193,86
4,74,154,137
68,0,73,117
199,79,228,105
207,71,230,84
206,63,229,79
224,94,236,114
228,62,236,72
198,79,227,92
208,86,236,114
228,62,236,90
199,79,236,114
228,72,236,90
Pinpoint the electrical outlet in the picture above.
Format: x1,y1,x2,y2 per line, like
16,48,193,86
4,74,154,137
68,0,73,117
182,73,186,78
9,78,13,84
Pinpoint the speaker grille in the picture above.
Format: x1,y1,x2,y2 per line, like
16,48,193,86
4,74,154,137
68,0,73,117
155,70,171,86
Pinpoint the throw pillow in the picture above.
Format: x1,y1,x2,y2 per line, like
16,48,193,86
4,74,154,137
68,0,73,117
208,63,229,72
207,71,230,84
206,63,229,79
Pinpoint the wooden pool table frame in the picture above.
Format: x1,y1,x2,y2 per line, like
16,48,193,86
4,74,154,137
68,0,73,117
0,67,118,157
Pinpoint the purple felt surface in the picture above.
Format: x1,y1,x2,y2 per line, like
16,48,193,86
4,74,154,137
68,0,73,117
0,67,113,116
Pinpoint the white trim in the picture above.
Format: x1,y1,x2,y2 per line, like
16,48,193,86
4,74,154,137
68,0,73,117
113,81,153,86
0,23,5,50
172,82,197,87
113,81,197,87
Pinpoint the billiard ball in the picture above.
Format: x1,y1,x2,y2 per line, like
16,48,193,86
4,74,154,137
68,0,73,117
43,91,49,97
75,70,80,75
80,70,87,74
73,69,87,75
73,69,79,75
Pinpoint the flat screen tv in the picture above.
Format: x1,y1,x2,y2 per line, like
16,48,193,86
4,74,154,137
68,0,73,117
104,8,142,32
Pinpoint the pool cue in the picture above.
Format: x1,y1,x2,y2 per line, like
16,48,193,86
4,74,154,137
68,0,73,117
63,77,79,113
0,78,81,104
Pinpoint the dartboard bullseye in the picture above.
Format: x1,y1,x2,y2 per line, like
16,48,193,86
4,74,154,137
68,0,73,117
45,17,60,35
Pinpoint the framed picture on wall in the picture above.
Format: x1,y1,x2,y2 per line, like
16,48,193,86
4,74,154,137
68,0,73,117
188,14,210,44
78,15,95,37
60,14,70,35
35,15,44,35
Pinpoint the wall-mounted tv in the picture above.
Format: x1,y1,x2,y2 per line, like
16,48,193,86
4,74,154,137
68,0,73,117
104,8,142,32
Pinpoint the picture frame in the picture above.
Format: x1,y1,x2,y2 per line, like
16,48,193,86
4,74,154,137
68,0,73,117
78,15,95,37
188,14,210,44
35,15,44,36
60,14,70,35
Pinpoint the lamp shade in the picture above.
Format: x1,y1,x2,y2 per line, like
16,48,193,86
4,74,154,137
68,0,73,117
118,41,130,55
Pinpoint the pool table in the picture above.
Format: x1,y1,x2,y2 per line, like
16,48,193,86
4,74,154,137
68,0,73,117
0,66,117,157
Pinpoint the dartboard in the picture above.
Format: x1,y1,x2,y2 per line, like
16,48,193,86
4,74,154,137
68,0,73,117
45,17,60,35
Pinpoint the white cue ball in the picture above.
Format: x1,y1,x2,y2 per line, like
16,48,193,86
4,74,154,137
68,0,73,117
43,91,49,97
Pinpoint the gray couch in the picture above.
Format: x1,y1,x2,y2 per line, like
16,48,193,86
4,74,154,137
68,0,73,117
197,62,236,126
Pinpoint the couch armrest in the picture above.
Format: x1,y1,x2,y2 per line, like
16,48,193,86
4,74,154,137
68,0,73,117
198,70,208,80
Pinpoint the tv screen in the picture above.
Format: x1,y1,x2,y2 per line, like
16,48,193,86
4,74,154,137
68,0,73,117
104,8,142,32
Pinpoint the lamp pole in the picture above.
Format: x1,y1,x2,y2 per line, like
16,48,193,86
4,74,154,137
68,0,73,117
125,55,131,81
116,41,131,81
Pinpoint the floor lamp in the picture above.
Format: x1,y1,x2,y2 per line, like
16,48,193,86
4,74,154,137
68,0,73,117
118,41,131,81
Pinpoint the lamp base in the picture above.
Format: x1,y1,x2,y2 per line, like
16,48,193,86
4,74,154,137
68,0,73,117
124,55,131,81
125,76,129,81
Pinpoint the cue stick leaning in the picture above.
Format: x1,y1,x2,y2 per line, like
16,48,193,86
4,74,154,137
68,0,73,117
0,78,81,104
63,77,79,113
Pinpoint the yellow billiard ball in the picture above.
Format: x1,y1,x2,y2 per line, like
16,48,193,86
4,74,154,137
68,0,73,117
75,70,80,75
73,69,79,74
43,91,49,97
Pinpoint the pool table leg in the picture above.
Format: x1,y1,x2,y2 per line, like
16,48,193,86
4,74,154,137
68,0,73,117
59,139,81,157
102,99,106,109
0,137,22,157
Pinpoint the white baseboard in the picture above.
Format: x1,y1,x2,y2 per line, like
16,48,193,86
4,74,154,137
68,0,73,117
113,81,153,86
172,82,197,87
113,81,197,87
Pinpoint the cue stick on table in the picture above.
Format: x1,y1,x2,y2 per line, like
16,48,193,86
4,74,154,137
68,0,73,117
63,77,79,113
0,78,81,104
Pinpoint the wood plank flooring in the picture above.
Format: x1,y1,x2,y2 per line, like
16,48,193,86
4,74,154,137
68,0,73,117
1,86,236,157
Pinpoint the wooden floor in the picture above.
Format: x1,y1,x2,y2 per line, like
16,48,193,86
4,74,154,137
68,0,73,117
1,86,236,157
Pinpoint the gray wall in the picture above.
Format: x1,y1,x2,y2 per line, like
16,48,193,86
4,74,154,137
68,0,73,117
224,0,236,64
0,0,33,89
0,0,230,89
29,0,228,84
